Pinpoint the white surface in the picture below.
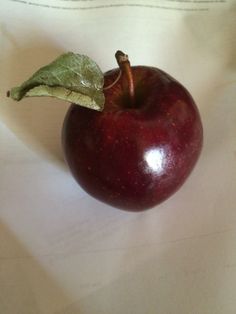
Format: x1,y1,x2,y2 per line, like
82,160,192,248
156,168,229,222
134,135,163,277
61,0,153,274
0,1,236,313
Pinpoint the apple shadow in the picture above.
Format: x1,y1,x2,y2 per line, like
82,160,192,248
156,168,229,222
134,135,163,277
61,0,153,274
0,220,81,313
0,36,70,169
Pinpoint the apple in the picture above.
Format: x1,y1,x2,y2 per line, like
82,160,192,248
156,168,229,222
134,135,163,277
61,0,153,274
62,51,203,211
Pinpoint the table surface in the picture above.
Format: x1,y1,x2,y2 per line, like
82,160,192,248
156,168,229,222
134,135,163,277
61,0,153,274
0,1,236,313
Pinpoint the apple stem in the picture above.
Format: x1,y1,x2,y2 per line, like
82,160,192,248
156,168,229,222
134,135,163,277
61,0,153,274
115,50,135,106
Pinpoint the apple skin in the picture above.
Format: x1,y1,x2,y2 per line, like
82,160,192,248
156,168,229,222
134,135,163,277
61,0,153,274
62,66,203,211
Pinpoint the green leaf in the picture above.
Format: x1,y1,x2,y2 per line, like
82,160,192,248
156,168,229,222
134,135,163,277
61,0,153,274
8,52,105,111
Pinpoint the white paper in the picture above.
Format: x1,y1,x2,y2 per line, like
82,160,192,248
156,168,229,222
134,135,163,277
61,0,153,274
0,1,236,313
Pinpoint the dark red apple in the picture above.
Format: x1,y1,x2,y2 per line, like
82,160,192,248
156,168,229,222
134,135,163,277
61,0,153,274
62,51,203,211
